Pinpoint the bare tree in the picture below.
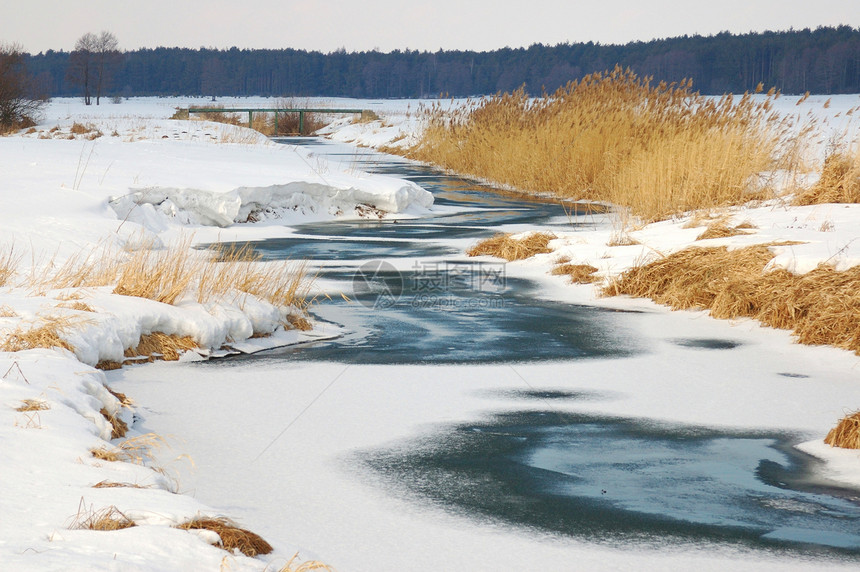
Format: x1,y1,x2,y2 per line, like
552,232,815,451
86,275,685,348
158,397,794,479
68,32,96,105
93,31,120,105
0,43,46,133
67,31,120,105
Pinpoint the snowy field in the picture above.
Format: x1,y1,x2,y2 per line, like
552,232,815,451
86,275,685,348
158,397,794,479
1,94,860,571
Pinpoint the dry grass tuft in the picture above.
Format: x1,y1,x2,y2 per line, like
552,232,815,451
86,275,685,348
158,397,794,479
176,517,273,556
824,411,860,449
0,305,17,317
409,67,809,221
278,553,336,571
16,399,50,412
100,407,128,439
0,246,21,286
0,316,81,353
467,232,555,261
286,313,313,331
696,220,755,240
57,301,95,312
605,244,860,354
104,385,133,407
90,432,165,465
113,237,201,305
200,242,314,312
71,503,135,531
793,147,860,205
124,332,199,363
92,480,150,489
96,360,123,371
552,263,600,284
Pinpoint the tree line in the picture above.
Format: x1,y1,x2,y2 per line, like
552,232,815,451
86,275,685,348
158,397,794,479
21,26,860,100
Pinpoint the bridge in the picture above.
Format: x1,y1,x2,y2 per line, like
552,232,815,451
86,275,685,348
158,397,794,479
186,107,369,135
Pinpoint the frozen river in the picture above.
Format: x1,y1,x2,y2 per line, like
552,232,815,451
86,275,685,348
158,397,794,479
111,138,860,571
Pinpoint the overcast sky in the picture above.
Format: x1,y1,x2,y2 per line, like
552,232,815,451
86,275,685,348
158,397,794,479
2,0,858,54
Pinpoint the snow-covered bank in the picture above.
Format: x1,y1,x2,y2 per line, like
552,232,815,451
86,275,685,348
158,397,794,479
0,99,433,570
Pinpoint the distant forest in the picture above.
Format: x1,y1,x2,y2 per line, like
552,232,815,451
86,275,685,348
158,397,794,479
24,26,860,99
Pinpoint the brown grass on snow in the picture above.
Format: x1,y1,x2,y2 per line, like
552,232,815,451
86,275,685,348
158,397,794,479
90,432,165,465
552,263,600,284
100,407,128,439
92,480,150,489
696,220,756,241
278,553,336,572
409,67,809,221
824,411,860,449
176,517,273,556
113,237,201,305
604,244,860,354
16,399,50,412
467,232,555,261
124,332,199,363
0,315,82,353
70,502,135,531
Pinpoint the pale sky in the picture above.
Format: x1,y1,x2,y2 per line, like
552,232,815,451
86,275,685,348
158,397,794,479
1,0,857,54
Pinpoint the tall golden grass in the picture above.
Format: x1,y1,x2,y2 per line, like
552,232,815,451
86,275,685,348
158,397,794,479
604,244,860,354
410,67,809,221
793,146,860,205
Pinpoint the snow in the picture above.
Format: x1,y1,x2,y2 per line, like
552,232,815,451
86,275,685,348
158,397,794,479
1,94,860,570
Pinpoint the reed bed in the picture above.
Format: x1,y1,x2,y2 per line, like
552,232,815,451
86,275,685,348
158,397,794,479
604,244,860,354
793,146,860,205
467,232,555,261
410,67,808,221
824,411,860,449
176,517,273,557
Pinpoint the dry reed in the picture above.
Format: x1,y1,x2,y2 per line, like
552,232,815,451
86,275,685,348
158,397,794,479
16,399,50,412
0,246,21,286
793,147,860,205
467,232,555,261
0,316,80,353
604,244,860,354
113,237,201,305
696,220,755,240
100,407,128,439
124,332,199,363
71,503,135,531
279,553,336,572
104,385,133,407
410,67,809,221
176,517,273,556
200,243,314,312
90,432,165,465
824,411,860,449
552,263,600,283
92,481,150,489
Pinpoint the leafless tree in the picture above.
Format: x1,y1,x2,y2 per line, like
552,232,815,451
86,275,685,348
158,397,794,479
67,31,121,105
0,43,46,132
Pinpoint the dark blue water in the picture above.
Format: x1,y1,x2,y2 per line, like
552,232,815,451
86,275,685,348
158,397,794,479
221,137,860,559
